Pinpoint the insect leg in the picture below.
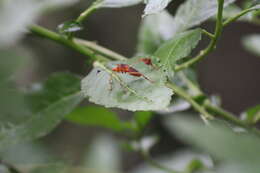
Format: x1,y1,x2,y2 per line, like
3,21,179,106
108,74,113,91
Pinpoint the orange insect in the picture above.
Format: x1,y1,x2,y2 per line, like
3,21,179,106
112,64,153,83
138,58,158,69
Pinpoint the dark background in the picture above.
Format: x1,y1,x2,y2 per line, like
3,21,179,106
21,0,260,171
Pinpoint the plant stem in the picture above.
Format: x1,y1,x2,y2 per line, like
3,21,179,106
175,0,224,72
29,25,109,62
178,72,202,96
201,29,214,39
76,1,101,23
223,7,260,27
165,81,213,120
75,39,127,61
204,102,247,127
140,150,181,173
204,102,260,136
175,72,260,136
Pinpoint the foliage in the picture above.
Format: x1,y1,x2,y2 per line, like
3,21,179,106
66,106,133,132
154,29,202,78
1,0,260,173
166,115,260,173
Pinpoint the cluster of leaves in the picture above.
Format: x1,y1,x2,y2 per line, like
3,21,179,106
1,0,260,173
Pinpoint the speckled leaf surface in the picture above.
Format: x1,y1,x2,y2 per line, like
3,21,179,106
81,58,173,111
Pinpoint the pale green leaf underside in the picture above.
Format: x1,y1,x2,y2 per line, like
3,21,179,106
0,0,78,46
221,4,258,21
137,11,174,55
137,0,235,54
242,34,260,56
154,29,202,78
81,58,173,111
100,0,142,8
169,0,235,36
143,0,173,16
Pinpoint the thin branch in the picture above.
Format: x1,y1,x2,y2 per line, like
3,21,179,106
223,6,260,27
204,102,247,127
165,81,213,120
75,39,127,61
76,1,101,23
175,0,225,72
204,102,260,137
201,29,214,39
178,71,202,96
176,72,260,136
29,25,110,62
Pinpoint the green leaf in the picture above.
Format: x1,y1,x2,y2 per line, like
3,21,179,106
0,49,28,82
0,49,31,125
2,142,68,173
0,92,83,150
185,159,204,173
27,72,82,113
134,111,153,130
242,34,260,56
136,10,174,55
81,59,173,111
165,116,260,164
154,29,202,78
0,0,78,46
2,142,52,165
143,0,173,16
0,73,83,151
100,0,142,8
169,0,235,36
66,106,133,132
57,20,83,35
242,104,260,124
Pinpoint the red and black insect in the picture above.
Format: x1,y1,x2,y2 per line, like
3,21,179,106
138,58,159,69
112,64,153,83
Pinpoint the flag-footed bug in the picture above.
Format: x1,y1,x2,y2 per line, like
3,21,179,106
112,64,154,83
